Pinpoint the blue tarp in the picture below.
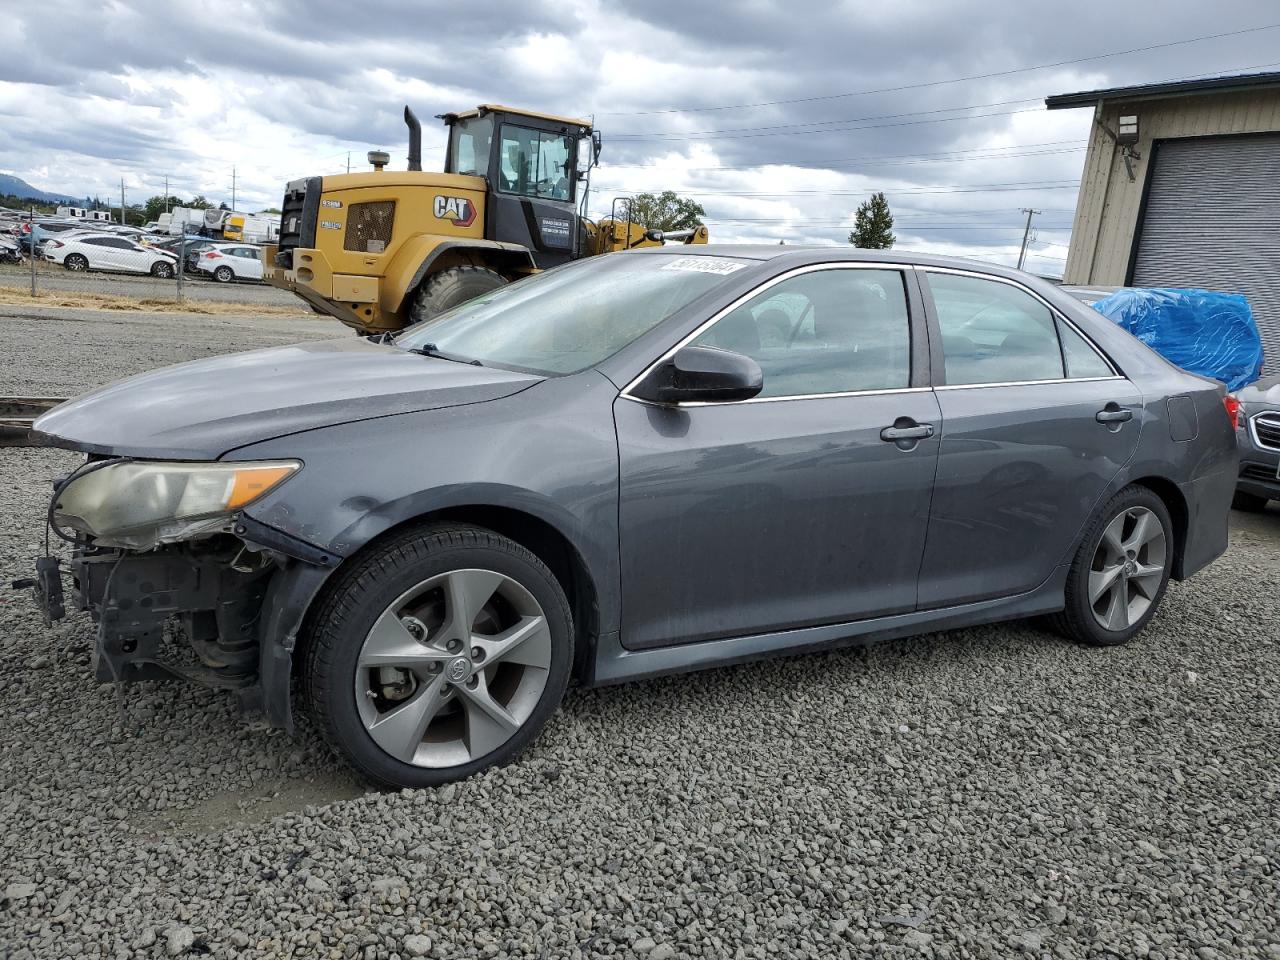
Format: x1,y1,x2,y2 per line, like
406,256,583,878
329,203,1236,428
1091,287,1264,392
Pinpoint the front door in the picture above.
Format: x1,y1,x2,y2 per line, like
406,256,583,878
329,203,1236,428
916,269,1142,608
615,265,940,649
487,122,579,268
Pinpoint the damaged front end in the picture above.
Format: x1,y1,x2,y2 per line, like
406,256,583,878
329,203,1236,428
24,455,336,731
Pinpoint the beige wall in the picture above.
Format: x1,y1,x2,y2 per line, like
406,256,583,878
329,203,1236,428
1063,90,1280,284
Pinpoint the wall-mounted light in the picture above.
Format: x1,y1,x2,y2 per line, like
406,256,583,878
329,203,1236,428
1117,115,1139,145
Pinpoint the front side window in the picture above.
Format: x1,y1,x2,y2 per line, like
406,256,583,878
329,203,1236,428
689,268,912,398
498,125,573,201
396,254,748,375
928,272,1064,385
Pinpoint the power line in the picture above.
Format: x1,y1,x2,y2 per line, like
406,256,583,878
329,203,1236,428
597,22,1280,116
611,106,1046,143
611,96,1043,140
598,180,1080,198
599,141,1087,172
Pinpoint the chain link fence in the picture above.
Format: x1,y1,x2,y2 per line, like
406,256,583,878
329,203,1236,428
0,206,299,313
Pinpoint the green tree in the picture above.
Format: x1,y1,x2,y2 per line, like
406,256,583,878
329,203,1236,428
624,191,706,231
187,195,212,210
848,191,895,249
142,195,186,223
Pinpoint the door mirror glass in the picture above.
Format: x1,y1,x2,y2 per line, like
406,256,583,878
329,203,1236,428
634,345,764,404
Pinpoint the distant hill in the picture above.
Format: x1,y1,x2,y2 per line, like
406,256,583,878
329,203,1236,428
0,174,79,204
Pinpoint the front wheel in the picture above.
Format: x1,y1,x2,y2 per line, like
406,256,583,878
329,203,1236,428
303,524,573,788
1051,486,1173,646
150,260,175,279
408,265,507,324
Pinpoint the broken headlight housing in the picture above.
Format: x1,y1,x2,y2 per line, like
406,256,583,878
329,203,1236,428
53,460,301,550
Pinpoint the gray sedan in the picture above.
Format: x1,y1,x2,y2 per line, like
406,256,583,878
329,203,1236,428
29,247,1238,788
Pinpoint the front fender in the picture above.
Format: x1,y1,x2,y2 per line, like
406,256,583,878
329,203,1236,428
383,237,535,315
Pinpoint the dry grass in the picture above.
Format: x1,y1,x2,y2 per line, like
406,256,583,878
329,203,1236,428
0,285,312,317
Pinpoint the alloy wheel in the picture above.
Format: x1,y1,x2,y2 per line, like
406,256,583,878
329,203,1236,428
1088,506,1167,631
353,568,552,768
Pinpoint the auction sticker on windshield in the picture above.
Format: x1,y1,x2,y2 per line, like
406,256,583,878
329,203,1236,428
661,256,746,276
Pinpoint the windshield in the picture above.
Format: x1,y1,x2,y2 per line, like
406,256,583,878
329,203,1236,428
396,254,750,375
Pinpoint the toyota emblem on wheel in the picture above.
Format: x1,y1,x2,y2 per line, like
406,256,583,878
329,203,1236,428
445,656,470,683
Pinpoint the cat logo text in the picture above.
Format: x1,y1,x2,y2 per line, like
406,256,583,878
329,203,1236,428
433,196,477,228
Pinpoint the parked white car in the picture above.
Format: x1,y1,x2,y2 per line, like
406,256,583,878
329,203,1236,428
44,233,178,278
194,244,264,283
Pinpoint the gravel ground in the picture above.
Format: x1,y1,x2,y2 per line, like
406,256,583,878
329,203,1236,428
0,261,300,308
1,308,1278,960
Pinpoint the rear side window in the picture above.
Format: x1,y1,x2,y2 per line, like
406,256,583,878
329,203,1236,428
927,272,1063,385
1058,322,1114,378
689,268,911,398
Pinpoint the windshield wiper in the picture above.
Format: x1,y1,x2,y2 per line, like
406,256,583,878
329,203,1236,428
405,342,483,366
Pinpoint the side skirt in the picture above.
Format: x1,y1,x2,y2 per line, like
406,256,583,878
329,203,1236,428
586,564,1069,687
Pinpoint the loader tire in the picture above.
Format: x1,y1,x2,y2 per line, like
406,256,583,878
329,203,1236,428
409,266,507,324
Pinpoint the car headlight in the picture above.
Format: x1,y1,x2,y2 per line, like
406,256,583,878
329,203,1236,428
54,460,300,550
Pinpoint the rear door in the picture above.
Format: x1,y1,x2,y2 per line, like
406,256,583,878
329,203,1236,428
615,263,940,648
916,268,1141,608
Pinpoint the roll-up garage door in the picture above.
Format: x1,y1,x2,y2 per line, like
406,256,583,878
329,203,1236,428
1131,134,1280,375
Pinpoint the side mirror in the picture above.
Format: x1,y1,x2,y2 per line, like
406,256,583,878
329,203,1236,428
633,345,763,404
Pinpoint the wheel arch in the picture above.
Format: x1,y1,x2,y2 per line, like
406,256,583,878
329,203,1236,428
388,239,536,314
300,502,600,683
1129,474,1190,579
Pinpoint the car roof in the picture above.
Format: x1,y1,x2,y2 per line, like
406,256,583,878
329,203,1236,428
623,243,1037,277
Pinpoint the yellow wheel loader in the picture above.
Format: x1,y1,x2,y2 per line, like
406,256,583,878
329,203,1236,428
263,105,707,335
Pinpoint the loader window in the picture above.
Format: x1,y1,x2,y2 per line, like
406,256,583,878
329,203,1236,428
448,115,493,177
498,125,574,202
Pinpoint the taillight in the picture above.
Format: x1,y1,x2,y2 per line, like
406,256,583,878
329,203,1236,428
204,251,219,258
50,240,64,248
1223,395,1241,430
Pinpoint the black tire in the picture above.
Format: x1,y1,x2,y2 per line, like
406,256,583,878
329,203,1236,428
64,253,88,272
1232,490,1270,512
150,260,175,279
409,265,507,324
302,523,573,789
1049,485,1174,647
213,265,234,283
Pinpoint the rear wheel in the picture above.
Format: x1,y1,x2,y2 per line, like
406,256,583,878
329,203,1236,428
303,524,573,788
64,253,88,271
1232,490,1270,512
1051,486,1173,646
409,265,507,324
213,265,234,283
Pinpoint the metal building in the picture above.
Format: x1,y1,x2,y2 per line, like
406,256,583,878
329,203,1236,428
1047,72,1280,371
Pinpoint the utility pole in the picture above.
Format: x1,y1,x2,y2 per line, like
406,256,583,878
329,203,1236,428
1016,208,1041,270
230,166,237,213
164,175,170,213
120,178,126,226
346,151,351,173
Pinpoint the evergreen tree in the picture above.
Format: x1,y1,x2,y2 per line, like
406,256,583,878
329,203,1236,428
848,191,895,249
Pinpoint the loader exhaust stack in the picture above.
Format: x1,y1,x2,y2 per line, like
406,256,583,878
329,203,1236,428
404,106,422,172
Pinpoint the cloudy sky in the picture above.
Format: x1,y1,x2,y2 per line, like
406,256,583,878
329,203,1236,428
4,1,1280,276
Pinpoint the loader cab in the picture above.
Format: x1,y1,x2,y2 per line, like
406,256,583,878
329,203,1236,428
442,104,593,269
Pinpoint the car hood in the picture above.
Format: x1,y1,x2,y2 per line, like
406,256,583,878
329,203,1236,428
33,338,542,459
1236,374,1280,408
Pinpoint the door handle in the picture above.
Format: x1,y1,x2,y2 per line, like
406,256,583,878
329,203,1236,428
1095,405,1133,424
880,422,934,442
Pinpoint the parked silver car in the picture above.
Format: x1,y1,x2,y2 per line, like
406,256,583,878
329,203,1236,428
1232,376,1280,510
27,248,1238,788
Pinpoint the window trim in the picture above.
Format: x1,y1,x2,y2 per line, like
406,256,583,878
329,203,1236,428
621,261,921,407
919,266,1124,386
